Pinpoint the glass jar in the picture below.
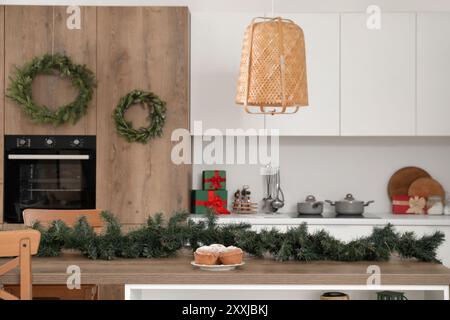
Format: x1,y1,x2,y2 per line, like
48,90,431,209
444,192,450,215
427,195,444,215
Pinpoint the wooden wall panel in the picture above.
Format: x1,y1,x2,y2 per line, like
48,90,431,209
0,6,4,223
0,182,3,225
4,6,96,135
97,7,190,224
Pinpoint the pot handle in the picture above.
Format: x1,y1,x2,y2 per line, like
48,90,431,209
312,201,323,209
364,200,375,207
325,200,335,206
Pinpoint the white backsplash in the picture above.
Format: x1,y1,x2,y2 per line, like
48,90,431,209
192,137,450,217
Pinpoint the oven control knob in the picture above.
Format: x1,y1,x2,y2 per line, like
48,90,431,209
73,139,80,146
18,138,27,147
45,138,55,147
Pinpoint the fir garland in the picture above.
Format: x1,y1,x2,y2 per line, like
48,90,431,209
32,210,445,263
113,90,166,144
7,53,96,126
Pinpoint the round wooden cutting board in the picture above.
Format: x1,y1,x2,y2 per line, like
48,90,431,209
408,177,445,199
388,167,431,199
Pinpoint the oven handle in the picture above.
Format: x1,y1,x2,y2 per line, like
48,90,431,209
8,154,90,160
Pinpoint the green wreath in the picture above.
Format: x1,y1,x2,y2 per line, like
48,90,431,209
7,53,96,126
113,90,167,144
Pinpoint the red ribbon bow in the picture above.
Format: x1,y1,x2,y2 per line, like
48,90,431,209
203,171,225,190
195,191,230,214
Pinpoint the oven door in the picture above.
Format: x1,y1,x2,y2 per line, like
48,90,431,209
4,150,95,223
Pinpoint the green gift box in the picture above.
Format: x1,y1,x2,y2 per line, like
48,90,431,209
202,170,226,190
191,190,230,214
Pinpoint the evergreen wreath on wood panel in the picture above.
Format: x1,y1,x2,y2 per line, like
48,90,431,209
113,90,167,144
6,53,96,126
32,210,445,262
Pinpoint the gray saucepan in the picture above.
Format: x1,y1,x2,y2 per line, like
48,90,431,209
325,194,374,215
297,195,323,215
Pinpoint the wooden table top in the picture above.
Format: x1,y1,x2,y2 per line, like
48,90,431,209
1,254,450,286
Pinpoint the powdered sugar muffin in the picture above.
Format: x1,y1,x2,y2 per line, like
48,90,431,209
209,244,226,253
220,246,243,265
194,246,220,265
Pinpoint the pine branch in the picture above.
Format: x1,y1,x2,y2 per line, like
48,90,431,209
32,211,446,263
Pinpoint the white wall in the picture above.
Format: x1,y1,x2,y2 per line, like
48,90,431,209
3,0,450,13
193,137,450,216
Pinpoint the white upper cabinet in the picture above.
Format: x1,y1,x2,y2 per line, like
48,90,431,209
340,13,416,136
265,14,340,136
192,11,450,137
417,13,450,136
191,12,264,135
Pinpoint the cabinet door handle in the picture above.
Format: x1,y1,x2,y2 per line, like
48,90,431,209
8,154,90,160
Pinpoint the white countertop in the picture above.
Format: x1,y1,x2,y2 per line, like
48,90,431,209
189,213,450,226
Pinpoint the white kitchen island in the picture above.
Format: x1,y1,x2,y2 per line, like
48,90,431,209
124,214,450,300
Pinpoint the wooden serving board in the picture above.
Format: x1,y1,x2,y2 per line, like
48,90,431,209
388,167,431,199
408,177,445,200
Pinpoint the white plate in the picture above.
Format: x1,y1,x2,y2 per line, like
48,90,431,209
191,261,245,271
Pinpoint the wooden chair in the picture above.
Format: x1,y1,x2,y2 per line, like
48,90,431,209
20,209,104,300
0,230,41,300
23,209,104,232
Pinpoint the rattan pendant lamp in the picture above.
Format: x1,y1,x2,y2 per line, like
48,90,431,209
236,16,308,115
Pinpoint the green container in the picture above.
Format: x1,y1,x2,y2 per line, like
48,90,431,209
202,170,226,190
191,190,229,214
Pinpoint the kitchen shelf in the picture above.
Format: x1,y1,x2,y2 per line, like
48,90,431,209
189,213,450,227
126,284,448,300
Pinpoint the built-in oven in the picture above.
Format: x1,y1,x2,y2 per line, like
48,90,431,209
3,135,96,223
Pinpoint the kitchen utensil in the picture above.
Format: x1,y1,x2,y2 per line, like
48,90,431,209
271,170,285,211
191,261,245,271
297,195,323,215
408,177,445,200
325,194,374,215
262,171,273,212
388,167,431,199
